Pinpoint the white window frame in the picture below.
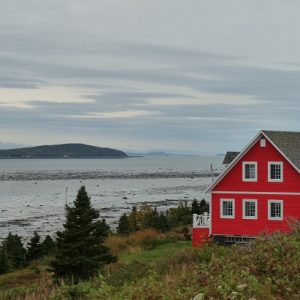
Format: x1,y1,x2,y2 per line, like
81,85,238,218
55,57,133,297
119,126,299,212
242,161,258,182
268,200,283,221
260,138,266,147
220,198,235,219
268,162,283,182
242,199,258,220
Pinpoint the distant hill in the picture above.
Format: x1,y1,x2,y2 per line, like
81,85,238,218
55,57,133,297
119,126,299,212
0,144,128,159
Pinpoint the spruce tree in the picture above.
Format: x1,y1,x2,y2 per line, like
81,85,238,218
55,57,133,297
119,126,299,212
155,212,170,232
117,214,130,235
5,233,26,269
51,186,116,282
191,199,200,214
41,235,56,256
0,245,9,274
26,232,43,263
128,206,139,232
199,199,209,214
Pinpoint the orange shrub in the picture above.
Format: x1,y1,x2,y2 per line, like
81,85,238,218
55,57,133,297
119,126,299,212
105,229,161,255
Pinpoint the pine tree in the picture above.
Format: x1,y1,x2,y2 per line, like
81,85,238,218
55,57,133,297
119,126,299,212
191,199,200,214
41,235,56,256
199,199,209,214
5,233,26,269
26,232,43,263
155,212,170,232
0,245,9,274
117,214,130,235
128,206,139,232
51,186,116,282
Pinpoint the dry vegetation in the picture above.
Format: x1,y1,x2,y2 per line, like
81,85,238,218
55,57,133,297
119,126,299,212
1,227,300,299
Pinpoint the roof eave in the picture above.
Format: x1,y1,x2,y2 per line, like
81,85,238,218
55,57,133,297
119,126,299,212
205,131,264,193
262,131,300,174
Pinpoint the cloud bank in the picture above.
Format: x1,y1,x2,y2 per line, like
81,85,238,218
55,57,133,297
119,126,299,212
0,0,299,153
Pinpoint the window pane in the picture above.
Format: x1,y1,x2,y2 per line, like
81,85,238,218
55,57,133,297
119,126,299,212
222,201,233,216
245,201,256,217
245,164,256,179
270,164,281,180
270,202,282,218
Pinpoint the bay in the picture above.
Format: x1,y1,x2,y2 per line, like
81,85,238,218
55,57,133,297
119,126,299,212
0,156,223,240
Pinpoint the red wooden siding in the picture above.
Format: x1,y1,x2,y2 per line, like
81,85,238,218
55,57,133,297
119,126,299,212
214,138,300,193
211,193,297,236
211,136,300,237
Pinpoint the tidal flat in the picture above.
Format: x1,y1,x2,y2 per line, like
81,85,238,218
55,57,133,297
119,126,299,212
0,156,223,240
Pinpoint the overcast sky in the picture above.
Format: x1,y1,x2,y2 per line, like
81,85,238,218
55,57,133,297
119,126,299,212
0,1,299,154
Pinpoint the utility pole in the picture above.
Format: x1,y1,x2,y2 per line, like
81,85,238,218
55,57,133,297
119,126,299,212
210,163,214,182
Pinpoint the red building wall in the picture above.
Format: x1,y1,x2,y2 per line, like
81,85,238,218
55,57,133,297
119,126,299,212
211,137,300,236
211,193,296,236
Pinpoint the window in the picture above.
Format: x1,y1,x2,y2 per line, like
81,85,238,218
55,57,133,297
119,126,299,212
260,138,266,147
220,199,235,219
242,162,257,182
268,162,283,182
243,199,257,219
268,200,283,220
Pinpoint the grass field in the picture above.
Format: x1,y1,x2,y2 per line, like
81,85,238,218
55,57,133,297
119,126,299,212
120,240,191,263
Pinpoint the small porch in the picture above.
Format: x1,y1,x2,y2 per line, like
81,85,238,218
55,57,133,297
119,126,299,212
192,213,211,247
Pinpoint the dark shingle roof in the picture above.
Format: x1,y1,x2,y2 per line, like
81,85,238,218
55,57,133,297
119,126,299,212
263,130,300,170
223,151,240,165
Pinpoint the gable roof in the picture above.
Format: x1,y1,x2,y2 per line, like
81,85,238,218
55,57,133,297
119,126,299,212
263,130,300,170
223,152,240,165
206,130,300,192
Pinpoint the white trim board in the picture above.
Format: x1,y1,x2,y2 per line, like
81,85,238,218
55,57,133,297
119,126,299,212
212,191,300,196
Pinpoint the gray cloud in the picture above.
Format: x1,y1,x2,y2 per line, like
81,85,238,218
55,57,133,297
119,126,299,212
0,1,299,153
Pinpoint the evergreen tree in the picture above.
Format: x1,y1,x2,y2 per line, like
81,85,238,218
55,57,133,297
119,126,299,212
199,199,209,214
128,206,139,232
41,235,56,256
26,232,43,263
0,245,9,274
117,214,130,235
155,212,170,232
191,199,200,214
5,233,26,268
51,186,116,282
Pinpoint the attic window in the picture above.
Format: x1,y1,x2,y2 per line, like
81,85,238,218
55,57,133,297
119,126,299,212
260,138,266,147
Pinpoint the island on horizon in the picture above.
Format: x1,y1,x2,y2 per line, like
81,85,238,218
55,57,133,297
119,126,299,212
0,143,128,159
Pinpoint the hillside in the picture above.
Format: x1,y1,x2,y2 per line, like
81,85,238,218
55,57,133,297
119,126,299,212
0,229,299,299
0,144,127,159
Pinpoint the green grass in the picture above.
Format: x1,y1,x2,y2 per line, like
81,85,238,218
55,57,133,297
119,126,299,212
120,240,191,263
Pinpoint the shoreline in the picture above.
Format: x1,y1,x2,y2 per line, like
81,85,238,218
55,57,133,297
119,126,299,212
0,170,220,181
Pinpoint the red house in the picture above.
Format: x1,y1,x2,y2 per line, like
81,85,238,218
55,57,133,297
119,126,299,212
193,130,300,245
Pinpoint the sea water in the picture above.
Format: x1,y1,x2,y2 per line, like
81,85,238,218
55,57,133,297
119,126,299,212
0,156,223,240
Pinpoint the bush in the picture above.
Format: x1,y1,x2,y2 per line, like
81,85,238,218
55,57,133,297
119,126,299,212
105,229,162,255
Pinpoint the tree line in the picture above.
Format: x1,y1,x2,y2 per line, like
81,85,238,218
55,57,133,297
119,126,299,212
0,232,55,274
0,186,209,283
117,198,209,235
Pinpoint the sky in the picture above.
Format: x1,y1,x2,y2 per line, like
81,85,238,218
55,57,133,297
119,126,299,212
0,1,300,154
